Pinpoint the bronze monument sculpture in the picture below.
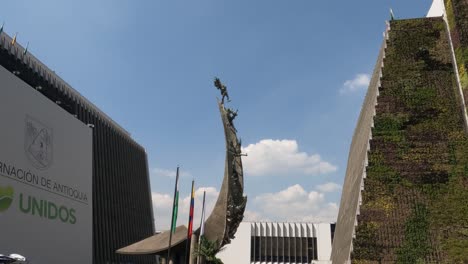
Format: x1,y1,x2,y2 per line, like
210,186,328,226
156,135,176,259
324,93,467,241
117,78,247,264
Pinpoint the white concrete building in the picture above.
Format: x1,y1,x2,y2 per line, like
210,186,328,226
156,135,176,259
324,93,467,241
217,222,335,264
427,0,444,17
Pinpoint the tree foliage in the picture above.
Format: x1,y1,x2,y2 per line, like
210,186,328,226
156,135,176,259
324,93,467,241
193,236,224,264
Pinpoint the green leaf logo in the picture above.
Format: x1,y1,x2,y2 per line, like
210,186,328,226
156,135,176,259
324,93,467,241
0,185,14,212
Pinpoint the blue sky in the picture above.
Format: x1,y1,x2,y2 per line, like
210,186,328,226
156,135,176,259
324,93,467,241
1,0,434,231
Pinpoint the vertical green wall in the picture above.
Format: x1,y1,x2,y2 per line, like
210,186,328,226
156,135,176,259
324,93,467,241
352,17,468,263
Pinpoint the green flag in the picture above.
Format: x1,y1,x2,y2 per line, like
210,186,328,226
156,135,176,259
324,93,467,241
170,167,180,234
390,8,395,21
167,167,180,261
171,189,179,233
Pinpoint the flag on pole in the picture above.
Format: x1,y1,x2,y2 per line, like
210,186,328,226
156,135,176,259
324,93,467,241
199,191,206,238
11,33,17,46
167,167,180,262
170,168,180,234
185,180,195,264
187,180,195,239
23,42,29,56
390,8,395,20
0,23,4,35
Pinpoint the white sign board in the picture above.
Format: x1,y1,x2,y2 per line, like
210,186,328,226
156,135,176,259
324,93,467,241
0,65,92,263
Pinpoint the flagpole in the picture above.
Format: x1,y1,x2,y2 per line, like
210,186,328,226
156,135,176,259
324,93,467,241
23,42,29,56
11,32,17,46
167,167,180,264
197,191,206,264
185,180,195,264
199,191,206,237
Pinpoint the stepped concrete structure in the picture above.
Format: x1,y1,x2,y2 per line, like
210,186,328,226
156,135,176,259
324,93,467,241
331,1,468,263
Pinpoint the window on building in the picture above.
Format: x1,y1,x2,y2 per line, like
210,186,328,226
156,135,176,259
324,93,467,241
247,224,331,264
295,237,302,263
278,237,284,262
302,237,308,263
308,237,318,260
254,236,260,262
260,236,266,262
266,236,271,262
284,237,290,262
290,237,296,263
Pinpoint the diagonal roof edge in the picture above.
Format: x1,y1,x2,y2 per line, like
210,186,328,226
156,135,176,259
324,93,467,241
116,225,188,255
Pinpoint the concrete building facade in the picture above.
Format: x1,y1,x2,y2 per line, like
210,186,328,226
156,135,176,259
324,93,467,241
0,32,155,263
217,222,335,264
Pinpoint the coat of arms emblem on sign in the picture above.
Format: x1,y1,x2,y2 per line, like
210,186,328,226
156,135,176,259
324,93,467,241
24,116,53,170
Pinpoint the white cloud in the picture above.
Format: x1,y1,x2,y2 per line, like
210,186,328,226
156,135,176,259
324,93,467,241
153,184,339,230
152,192,173,209
243,210,267,222
152,187,219,231
316,182,342,193
249,184,338,223
151,168,192,178
340,74,370,94
241,139,337,176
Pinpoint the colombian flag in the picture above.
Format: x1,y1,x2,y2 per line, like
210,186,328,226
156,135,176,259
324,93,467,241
187,180,195,239
185,180,195,263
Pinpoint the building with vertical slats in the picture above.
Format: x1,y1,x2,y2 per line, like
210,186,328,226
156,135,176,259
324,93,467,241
0,31,155,263
217,222,335,264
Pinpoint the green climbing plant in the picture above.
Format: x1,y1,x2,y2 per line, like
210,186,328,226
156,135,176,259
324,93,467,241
396,203,430,263
193,236,225,264
352,221,382,262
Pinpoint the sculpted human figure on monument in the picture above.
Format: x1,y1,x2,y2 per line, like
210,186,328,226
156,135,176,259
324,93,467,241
214,77,230,104
228,141,247,157
226,108,238,125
